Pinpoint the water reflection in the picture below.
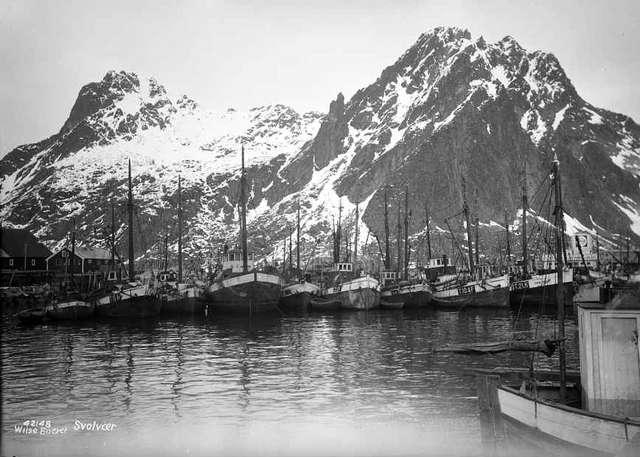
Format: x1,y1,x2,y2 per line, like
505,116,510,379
2,306,579,456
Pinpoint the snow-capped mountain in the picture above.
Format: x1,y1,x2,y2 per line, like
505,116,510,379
2,27,640,268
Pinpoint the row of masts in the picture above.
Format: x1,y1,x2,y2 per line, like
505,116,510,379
103,159,184,283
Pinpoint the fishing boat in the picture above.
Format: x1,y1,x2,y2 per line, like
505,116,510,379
153,176,204,315
156,270,203,315
205,146,283,314
309,296,342,311
379,187,433,307
477,156,640,457
431,182,510,307
431,273,510,307
94,159,160,319
321,262,380,310
509,170,574,306
280,280,319,311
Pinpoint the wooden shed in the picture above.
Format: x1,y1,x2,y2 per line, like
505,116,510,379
577,297,640,418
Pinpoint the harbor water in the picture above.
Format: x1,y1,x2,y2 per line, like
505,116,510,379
1,305,579,456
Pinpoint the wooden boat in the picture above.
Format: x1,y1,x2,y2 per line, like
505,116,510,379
47,299,95,320
320,267,380,310
309,297,342,311
15,308,48,324
380,299,404,310
381,281,432,307
95,281,160,318
280,281,319,311
93,159,160,318
510,269,574,306
205,147,282,314
477,157,640,457
319,199,379,311
156,270,204,315
206,267,282,314
431,274,510,307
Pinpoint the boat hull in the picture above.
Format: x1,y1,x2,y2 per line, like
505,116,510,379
380,300,404,309
95,285,161,318
279,291,311,311
309,297,342,311
433,285,510,308
510,271,575,306
206,272,282,314
497,385,640,456
381,284,432,307
47,300,95,321
322,276,380,310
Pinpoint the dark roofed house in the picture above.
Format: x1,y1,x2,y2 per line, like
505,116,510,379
0,227,52,271
46,245,116,274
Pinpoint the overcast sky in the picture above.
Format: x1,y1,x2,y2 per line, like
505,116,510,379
1,0,638,155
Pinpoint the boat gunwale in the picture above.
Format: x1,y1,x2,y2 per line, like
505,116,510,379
498,384,640,426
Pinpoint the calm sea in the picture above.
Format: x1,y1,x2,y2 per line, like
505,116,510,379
1,306,579,457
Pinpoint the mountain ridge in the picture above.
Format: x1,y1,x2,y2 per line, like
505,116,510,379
2,27,639,269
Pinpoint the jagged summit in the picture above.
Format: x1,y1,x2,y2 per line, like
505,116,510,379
1,28,640,263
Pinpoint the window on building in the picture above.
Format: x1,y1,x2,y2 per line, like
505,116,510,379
31,259,36,266
9,259,14,266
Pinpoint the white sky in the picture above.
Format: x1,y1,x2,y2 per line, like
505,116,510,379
1,0,638,155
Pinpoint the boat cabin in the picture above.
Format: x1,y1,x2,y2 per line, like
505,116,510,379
380,270,397,287
577,298,640,417
332,262,353,273
422,256,456,281
222,248,255,273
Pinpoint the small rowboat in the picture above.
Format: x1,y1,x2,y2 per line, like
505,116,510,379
380,300,404,310
309,297,341,312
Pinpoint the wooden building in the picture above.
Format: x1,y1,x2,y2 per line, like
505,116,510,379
46,246,116,274
0,227,51,271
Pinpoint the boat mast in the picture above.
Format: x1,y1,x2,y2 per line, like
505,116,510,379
71,217,76,281
396,200,402,281
552,154,567,402
289,226,293,271
111,202,116,277
296,202,300,272
462,179,475,276
354,201,359,269
127,158,135,281
403,187,409,280
336,200,342,263
522,164,529,276
474,215,479,273
178,175,183,282
425,200,432,261
240,145,248,272
163,233,169,271
595,229,600,269
384,186,391,269
504,210,511,270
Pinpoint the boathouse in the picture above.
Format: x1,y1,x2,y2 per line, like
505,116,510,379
0,227,51,271
46,246,116,274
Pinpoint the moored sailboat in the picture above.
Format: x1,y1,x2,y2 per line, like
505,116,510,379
476,156,640,457
431,181,509,307
205,145,283,314
94,159,160,318
379,187,433,307
509,166,574,306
